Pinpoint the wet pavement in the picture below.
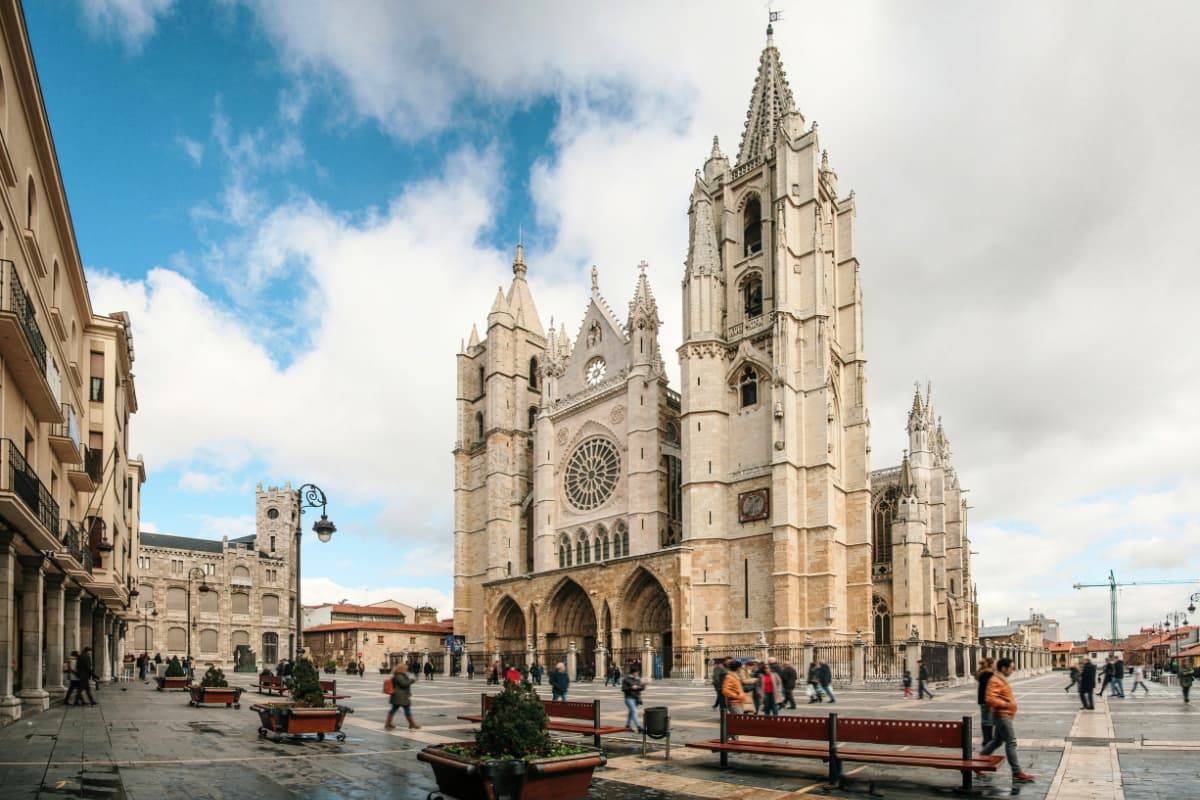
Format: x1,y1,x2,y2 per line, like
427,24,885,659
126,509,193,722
0,670,1191,798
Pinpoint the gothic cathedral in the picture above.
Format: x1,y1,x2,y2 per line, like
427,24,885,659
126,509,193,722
453,27,978,675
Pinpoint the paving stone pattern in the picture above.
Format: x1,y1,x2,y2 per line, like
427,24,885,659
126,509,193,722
0,671,1191,798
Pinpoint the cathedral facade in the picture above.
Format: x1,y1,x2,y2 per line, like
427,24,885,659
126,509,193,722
453,27,976,673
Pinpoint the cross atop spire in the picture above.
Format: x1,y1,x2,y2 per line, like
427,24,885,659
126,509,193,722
736,23,797,166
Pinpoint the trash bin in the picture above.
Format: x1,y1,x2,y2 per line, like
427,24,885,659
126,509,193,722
641,706,670,759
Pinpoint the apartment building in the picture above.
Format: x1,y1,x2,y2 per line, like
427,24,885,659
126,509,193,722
0,2,144,723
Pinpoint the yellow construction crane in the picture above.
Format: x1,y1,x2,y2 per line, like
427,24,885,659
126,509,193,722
1073,570,1200,653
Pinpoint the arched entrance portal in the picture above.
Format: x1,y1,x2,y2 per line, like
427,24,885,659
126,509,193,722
494,596,527,665
545,579,597,678
620,568,673,676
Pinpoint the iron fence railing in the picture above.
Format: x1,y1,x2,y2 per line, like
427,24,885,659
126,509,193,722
3,260,47,375
6,438,59,538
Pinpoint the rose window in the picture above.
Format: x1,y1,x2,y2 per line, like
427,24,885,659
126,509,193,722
564,437,620,511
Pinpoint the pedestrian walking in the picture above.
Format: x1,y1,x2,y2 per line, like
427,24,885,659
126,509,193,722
1111,658,1126,698
976,657,995,745
758,661,782,716
740,660,760,712
780,659,798,709
817,660,836,703
73,648,97,706
63,651,81,705
467,659,475,680
1179,664,1194,704
721,660,748,713
711,657,729,709
1130,664,1149,695
978,657,1035,784
423,660,434,681
550,661,570,701
1065,664,1079,692
505,664,521,684
902,669,913,698
1079,657,1096,710
1099,658,1112,696
806,661,822,703
917,660,935,699
384,663,420,730
621,664,646,733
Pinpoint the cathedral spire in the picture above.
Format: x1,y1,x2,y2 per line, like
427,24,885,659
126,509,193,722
736,25,798,166
628,260,659,324
899,451,917,497
686,190,721,277
504,243,544,336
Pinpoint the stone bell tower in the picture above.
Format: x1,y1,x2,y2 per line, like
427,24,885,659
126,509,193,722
679,23,871,642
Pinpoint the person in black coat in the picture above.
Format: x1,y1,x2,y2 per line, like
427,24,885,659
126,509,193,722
817,660,836,703
1079,658,1097,710
779,659,798,709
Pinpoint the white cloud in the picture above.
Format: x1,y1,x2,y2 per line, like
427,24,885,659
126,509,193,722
78,0,174,52
177,470,231,493
140,520,159,533
175,135,204,166
302,576,450,617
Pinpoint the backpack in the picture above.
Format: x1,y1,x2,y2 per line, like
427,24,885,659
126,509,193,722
383,677,394,694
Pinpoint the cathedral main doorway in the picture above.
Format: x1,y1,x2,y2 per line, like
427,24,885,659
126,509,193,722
544,579,597,678
494,596,527,665
620,568,674,676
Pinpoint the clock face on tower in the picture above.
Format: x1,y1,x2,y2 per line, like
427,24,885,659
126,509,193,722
586,357,607,386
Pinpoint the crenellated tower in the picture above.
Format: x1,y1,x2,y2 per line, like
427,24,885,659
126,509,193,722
679,23,870,642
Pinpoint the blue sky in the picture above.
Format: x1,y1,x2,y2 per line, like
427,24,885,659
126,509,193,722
27,1,1200,637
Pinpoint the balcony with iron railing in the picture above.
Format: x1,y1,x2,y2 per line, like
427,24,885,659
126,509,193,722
0,260,61,422
59,520,93,576
0,438,61,551
68,444,102,492
49,402,83,464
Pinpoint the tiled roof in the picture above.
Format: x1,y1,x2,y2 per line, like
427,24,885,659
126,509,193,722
331,603,408,616
980,624,1019,638
304,621,452,635
1045,640,1074,652
139,532,223,553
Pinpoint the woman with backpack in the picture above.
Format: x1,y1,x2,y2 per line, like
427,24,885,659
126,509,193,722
384,663,419,730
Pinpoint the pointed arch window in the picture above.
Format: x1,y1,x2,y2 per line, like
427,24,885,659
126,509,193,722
575,540,583,565
872,487,897,565
529,356,539,389
873,595,892,645
559,544,566,569
602,530,610,560
743,275,763,318
475,412,485,442
527,406,537,430
739,365,759,408
26,175,37,231
593,537,601,562
743,194,762,255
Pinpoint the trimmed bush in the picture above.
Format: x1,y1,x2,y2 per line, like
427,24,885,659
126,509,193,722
290,657,326,708
475,680,551,760
165,656,185,678
200,665,229,688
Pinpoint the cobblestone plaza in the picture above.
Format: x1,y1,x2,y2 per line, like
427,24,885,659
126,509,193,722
0,671,1191,798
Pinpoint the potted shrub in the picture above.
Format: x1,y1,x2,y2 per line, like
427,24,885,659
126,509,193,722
156,656,189,691
418,680,605,800
252,657,352,742
189,665,244,708
323,659,337,675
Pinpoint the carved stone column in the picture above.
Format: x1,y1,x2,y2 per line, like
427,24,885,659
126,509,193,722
642,637,655,682
44,573,66,699
566,640,578,680
444,646,452,677
0,533,20,720
692,637,708,685
851,635,866,688
92,604,109,682
594,645,607,684
17,555,48,709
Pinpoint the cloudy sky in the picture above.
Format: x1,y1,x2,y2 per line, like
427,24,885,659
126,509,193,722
31,1,1200,639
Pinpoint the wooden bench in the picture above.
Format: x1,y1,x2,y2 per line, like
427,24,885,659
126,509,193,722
320,680,350,701
458,693,629,749
254,675,287,695
686,710,1002,792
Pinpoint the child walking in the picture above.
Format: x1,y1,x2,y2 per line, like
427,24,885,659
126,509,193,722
902,669,913,698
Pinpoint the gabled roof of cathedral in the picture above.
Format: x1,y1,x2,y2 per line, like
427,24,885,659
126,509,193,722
736,24,797,166
505,243,545,336
577,265,627,344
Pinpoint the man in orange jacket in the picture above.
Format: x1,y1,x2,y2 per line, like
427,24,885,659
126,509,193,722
979,657,1035,784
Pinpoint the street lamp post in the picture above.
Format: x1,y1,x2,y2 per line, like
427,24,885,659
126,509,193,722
1165,611,1188,672
186,567,213,672
293,484,336,661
